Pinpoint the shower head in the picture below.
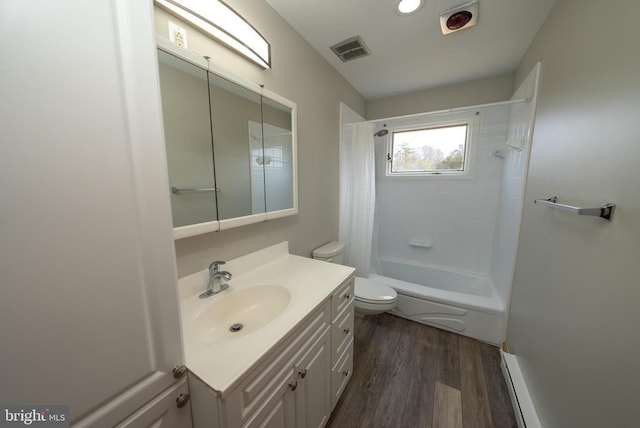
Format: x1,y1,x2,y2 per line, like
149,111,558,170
374,129,389,137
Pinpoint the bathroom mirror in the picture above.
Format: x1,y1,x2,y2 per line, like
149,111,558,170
157,49,218,229
208,71,265,222
156,38,297,239
261,97,296,214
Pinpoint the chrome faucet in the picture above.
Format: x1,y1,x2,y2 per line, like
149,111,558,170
199,261,232,299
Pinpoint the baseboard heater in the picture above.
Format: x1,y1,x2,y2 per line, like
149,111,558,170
500,349,542,428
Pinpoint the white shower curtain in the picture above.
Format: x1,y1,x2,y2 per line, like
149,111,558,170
339,122,375,277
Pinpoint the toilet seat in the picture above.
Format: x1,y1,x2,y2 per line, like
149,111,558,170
354,277,397,313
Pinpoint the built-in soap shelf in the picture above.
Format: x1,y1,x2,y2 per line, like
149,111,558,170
491,138,526,158
409,239,432,249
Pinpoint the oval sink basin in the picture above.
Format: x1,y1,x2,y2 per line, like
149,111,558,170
191,285,291,343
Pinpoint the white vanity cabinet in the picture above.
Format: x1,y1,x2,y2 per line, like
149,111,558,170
244,327,330,428
189,274,355,428
225,301,331,428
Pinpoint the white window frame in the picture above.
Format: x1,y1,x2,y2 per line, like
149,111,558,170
384,111,479,179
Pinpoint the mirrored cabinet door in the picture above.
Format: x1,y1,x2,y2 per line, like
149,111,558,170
157,50,218,229
208,72,265,221
156,38,297,239
261,96,295,213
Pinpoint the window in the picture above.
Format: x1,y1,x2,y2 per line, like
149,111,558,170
387,121,473,177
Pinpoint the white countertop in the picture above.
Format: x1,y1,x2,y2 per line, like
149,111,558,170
178,242,355,396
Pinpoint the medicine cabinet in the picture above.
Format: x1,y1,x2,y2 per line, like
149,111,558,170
156,39,297,239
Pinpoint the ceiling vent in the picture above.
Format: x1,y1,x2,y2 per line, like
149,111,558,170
440,0,479,35
330,36,371,62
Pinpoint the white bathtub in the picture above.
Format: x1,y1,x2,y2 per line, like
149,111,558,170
371,258,505,345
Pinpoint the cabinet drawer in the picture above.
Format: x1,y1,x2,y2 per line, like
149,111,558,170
331,303,354,366
330,339,353,410
224,301,330,427
331,277,354,322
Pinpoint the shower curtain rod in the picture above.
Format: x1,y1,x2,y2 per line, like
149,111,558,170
345,97,531,126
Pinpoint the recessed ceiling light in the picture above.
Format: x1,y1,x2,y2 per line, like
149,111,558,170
396,0,424,16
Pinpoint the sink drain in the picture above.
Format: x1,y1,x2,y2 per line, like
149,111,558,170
229,323,243,332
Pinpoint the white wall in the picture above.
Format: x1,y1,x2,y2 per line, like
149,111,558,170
154,2,365,277
363,71,522,276
506,0,640,426
366,73,514,120
490,64,540,309
373,105,509,275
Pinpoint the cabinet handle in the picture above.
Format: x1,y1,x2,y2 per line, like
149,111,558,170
176,393,191,409
343,328,350,335
344,294,351,300
298,369,307,379
342,370,350,377
172,365,188,379
289,380,298,391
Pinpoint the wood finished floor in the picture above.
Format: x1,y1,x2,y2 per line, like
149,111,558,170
327,313,517,428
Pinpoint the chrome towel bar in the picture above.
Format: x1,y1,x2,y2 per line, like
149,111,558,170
171,186,219,194
534,196,615,221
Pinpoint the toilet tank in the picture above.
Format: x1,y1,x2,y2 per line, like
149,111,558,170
312,241,345,264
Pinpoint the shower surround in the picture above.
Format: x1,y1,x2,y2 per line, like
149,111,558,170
368,65,540,343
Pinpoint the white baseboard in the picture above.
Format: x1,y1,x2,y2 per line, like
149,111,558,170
500,349,542,428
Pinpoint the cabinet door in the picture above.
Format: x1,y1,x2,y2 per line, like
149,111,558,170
116,380,192,428
245,374,296,428
295,330,331,428
1,1,183,426
157,49,218,230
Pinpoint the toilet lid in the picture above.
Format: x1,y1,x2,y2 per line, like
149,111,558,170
354,277,397,304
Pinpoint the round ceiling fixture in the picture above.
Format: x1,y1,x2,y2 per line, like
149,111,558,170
446,10,473,30
396,0,424,16
439,1,479,35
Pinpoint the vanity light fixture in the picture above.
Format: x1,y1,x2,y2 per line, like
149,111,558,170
155,0,271,69
395,0,424,16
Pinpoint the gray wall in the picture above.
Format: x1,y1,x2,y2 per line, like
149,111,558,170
507,0,640,426
154,2,365,277
365,73,514,120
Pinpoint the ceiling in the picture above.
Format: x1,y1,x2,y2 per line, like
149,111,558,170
265,0,555,100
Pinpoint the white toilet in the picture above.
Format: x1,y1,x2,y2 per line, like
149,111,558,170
312,241,397,315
